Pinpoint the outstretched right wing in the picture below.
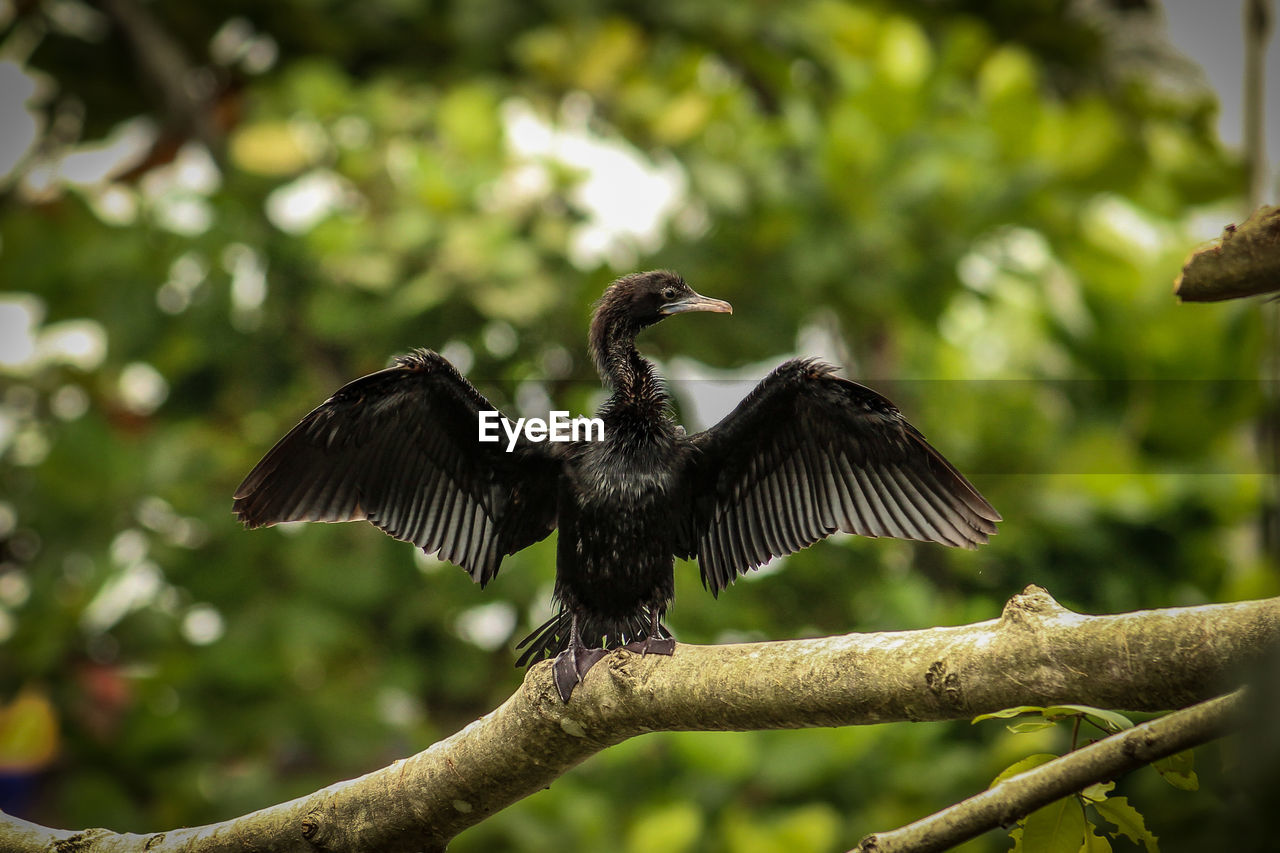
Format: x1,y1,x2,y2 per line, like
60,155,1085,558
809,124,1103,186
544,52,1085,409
682,359,1000,595
233,349,560,586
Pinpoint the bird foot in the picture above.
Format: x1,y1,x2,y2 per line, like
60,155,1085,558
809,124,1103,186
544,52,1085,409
551,646,607,703
622,636,676,656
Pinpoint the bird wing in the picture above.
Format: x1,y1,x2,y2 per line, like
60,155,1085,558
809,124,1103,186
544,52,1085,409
683,358,1001,595
233,349,560,586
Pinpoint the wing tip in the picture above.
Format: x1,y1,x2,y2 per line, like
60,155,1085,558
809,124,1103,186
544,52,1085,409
231,490,291,529
231,503,268,529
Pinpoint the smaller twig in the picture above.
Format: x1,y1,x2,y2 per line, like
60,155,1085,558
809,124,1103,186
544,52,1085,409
852,690,1247,853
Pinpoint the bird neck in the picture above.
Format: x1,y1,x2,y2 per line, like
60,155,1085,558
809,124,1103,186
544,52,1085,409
590,317,667,410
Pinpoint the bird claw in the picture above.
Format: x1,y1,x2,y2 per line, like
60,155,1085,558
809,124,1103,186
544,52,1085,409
622,636,676,656
552,645,607,702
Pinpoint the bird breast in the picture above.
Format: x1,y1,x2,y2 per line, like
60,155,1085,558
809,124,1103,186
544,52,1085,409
573,431,682,507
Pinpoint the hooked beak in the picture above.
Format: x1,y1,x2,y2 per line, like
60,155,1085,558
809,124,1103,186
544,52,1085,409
660,292,733,316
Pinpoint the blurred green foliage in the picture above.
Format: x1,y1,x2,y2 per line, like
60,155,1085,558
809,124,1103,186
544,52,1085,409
0,1,1274,850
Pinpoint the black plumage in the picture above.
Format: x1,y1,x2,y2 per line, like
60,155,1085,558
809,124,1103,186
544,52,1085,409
234,271,1001,700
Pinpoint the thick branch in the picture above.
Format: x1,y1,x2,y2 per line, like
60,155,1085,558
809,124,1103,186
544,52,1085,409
853,689,1247,853
1174,205,1280,302
2,586,1276,853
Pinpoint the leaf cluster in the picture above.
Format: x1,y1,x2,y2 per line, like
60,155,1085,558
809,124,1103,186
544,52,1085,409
979,705,1200,852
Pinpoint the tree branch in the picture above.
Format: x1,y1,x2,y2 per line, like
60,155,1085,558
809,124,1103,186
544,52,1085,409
96,0,227,162
2,586,1276,852
852,689,1247,853
1243,0,1272,210
1174,205,1280,302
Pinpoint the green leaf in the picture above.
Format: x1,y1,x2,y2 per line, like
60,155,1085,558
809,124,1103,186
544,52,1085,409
973,705,1046,724
1153,749,1198,791
1154,749,1193,775
1094,796,1160,853
1043,705,1135,733
1008,721,1057,734
1079,822,1114,853
1022,796,1086,853
1155,767,1198,791
1081,781,1115,803
990,753,1060,787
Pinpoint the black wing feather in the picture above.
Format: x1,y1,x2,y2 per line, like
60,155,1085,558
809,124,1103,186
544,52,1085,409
233,349,560,585
684,358,1000,594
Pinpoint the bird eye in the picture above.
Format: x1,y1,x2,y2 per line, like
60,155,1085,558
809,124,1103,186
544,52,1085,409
662,288,677,300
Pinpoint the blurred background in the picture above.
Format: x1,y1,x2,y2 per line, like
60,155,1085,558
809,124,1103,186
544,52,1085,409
0,0,1276,850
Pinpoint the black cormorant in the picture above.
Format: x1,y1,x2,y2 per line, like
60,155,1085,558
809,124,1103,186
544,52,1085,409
234,271,1000,700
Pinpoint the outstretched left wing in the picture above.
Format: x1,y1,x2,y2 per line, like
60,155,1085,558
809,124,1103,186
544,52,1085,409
233,349,561,586
682,359,1000,595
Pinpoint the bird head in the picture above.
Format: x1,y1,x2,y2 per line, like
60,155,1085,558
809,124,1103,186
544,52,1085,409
595,270,732,331
589,270,732,382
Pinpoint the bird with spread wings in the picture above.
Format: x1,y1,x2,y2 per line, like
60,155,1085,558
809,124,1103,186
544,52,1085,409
234,271,1000,700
